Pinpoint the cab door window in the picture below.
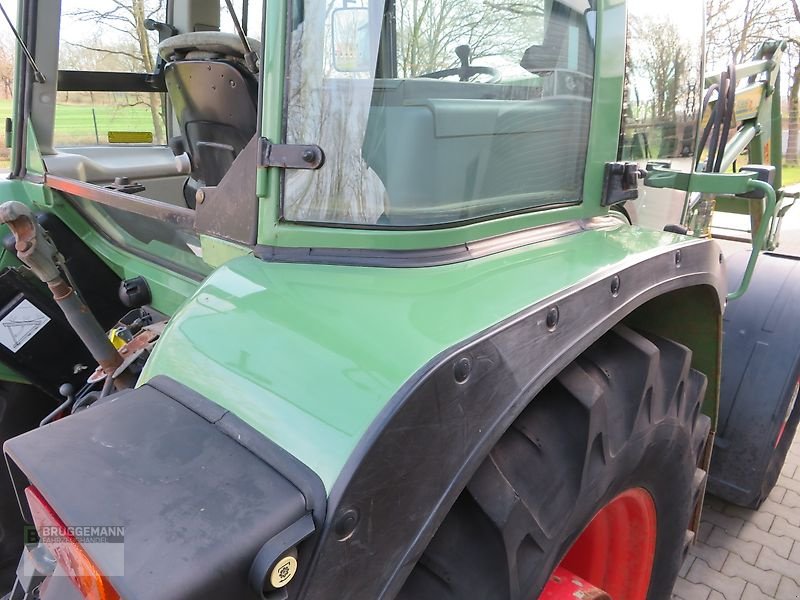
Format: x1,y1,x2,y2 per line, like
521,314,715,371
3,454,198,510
618,0,704,230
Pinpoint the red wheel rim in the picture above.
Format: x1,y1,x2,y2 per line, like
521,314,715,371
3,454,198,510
776,378,799,448
538,488,657,600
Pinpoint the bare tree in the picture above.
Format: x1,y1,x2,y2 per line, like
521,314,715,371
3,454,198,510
396,0,543,76
0,39,14,99
68,0,166,143
705,0,787,72
786,0,800,164
625,15,701,158
630,17,692,121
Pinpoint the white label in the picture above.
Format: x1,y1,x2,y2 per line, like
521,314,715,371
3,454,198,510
0,300,50,353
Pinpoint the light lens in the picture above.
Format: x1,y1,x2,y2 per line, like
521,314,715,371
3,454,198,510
25,486,120,600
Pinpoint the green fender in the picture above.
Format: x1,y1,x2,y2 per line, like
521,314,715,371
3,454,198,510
140,221,725,491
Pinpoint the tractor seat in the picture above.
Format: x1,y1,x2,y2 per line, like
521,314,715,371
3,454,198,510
159,32,260,208
158,31,262,64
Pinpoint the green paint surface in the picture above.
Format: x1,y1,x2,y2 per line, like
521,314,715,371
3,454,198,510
141,224,688,490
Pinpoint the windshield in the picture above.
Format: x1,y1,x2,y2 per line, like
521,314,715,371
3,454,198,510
283,0,595,227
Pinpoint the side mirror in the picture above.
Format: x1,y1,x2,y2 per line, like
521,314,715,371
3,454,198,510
332,8,371,72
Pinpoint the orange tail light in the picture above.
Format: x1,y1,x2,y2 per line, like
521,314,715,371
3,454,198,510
25,486,120,600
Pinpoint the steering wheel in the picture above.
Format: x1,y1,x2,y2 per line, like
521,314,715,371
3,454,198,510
418,45,501,83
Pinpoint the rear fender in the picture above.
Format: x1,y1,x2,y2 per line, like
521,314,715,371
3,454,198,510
299,239,724,600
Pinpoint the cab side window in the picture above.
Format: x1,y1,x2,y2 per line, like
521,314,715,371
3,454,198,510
221,0,265,40
55,0,169,147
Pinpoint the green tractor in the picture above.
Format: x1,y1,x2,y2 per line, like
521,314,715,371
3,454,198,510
0,0,795,599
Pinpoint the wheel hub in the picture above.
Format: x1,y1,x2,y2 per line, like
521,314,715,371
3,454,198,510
539,567,611,600
538,488,657,600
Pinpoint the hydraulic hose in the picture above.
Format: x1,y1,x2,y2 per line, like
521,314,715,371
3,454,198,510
695,83,719,171
697,64,737,174
706,72,726,172
713,64,737,173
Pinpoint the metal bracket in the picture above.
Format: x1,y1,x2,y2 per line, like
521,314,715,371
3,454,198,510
259,138,325,170
644,165,777,301
601,162,645,206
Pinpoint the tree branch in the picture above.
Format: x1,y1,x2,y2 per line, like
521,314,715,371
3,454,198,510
65,41,143,64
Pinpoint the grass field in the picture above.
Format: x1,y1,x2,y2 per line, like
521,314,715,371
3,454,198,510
783,165,800,186
0,96,161,150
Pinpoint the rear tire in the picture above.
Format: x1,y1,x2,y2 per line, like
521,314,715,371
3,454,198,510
397,325,710,600
709,251,800,508
726,376,800,509
0,382,53,591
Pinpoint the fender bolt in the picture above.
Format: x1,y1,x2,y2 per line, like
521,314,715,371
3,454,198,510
610,275,621,297
454,357,471,384
335,508,360,541
546,306,559,331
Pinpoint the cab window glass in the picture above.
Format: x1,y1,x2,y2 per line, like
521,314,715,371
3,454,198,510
284,0,596,227
55,0,168,147
221,0,265,40
619,4,702,165
618,0,704,230
50,0,209,277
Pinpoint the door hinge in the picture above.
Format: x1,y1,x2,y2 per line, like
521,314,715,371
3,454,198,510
259,138,325,170
601,162,645,206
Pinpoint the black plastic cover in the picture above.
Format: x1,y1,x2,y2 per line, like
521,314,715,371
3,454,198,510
0,268,96,398
4,376,324,600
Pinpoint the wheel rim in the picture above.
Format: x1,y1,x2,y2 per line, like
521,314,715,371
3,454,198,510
538,488,657,600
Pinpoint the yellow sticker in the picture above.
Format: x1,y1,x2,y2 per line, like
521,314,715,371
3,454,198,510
734,87,762,122
107,131,153,144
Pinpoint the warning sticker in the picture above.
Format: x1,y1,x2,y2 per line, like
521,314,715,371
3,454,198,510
0,300,50,353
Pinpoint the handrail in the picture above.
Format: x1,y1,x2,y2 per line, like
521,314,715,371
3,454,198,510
45,174,195,229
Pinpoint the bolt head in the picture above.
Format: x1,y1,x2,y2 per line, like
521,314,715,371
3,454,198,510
334,508,360,541
546,306,559,331
454,357,472,384
610,275,621,297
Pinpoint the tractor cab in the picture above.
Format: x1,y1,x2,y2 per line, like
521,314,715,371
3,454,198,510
16,1,268,284
24,0,709,260
7,0,610,288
